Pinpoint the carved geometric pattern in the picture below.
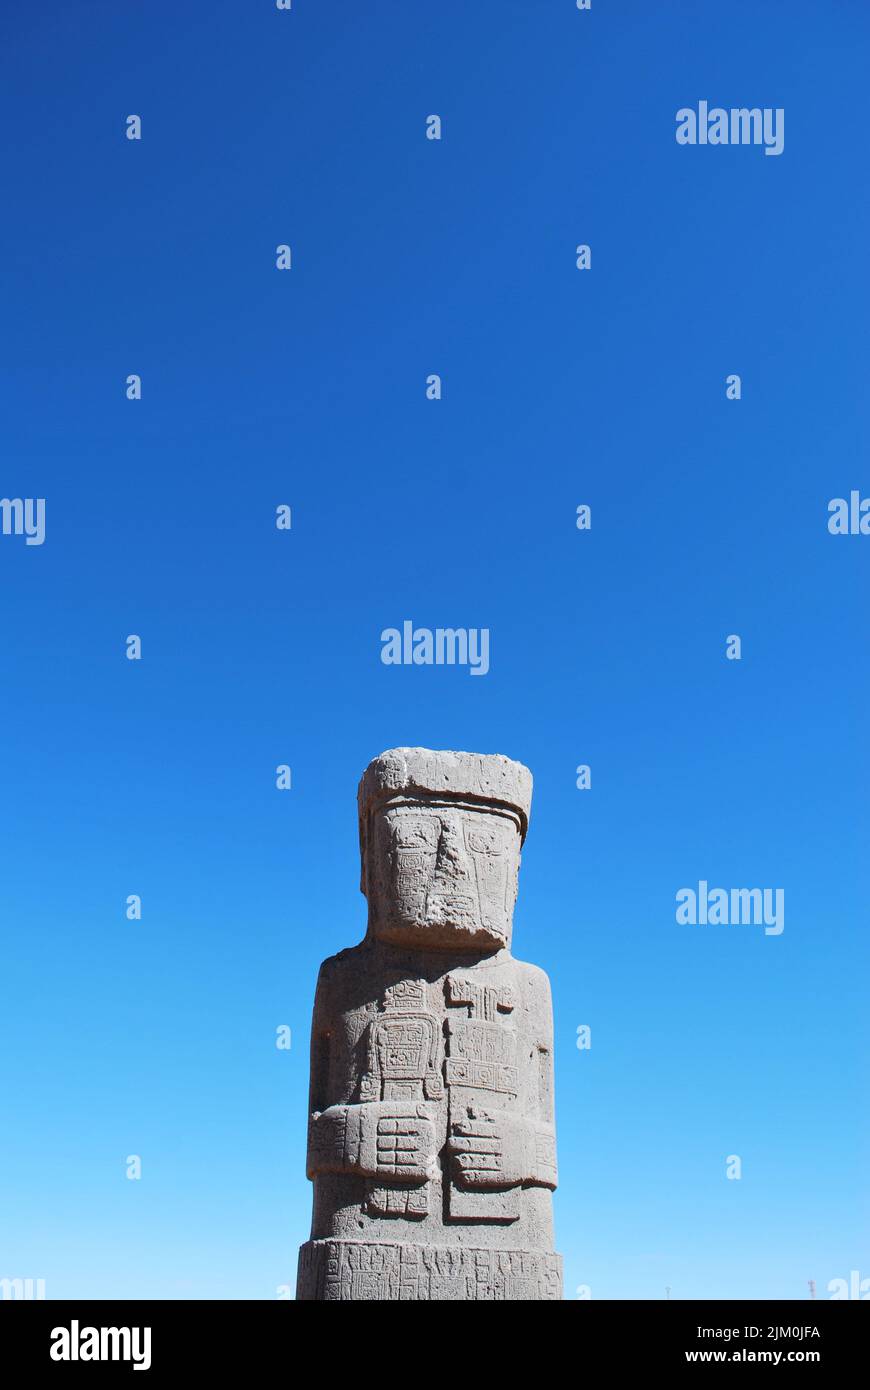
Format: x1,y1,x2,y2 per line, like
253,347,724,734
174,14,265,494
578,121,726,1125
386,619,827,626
297,1240,563,1302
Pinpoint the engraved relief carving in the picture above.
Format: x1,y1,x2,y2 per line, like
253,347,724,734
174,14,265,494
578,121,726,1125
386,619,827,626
296,749,562,1300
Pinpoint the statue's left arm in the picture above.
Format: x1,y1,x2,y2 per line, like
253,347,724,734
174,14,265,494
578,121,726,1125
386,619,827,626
447,963,558,1191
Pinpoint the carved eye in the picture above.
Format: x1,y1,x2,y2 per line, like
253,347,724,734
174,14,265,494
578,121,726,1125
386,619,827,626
467,830,500,853
393,820,438,850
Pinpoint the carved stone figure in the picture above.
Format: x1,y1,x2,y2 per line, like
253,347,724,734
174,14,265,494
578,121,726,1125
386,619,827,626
296,748,562,1300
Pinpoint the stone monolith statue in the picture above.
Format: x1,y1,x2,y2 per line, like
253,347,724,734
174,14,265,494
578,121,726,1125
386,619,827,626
296,748,562,1300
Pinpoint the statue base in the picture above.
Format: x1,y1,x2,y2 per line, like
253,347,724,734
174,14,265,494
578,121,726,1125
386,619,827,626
296,1238,562,1301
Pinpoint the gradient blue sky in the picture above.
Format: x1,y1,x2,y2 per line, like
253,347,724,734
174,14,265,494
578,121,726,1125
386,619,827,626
2,0,867,1300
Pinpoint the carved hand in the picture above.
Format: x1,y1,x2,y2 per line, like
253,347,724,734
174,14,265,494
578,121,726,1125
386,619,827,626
448,1106,557,1190
357,1101,438,1184
307,1102,437,1184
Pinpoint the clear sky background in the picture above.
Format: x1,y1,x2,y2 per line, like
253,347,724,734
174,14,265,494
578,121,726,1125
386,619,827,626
2,0,867,1300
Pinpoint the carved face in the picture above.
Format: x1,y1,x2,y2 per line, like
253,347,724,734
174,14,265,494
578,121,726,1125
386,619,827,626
364,800,521,950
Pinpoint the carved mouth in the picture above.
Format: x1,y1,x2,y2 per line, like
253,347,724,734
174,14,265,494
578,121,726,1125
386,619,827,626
427,893,475,922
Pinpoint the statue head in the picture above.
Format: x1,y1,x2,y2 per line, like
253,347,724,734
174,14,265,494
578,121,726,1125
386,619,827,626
358,748,532,951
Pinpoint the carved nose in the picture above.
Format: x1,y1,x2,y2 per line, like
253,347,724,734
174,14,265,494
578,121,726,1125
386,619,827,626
436,822,463,867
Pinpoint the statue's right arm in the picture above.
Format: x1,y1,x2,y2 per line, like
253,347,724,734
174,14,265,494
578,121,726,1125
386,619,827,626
305,965,435,1183
306,1103,363,1179
306,1102,436,1183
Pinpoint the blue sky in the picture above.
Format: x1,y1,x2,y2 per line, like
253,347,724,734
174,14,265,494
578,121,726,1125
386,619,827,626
2,0,867,1300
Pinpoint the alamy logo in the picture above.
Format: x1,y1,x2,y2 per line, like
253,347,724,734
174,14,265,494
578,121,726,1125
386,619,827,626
0,1276,45,1300
380,620,490,676
676,881,784,936
0,497,45,545
50,1321,151,1371
827,1271,870,1300
828,492,870,534
675,102,784,156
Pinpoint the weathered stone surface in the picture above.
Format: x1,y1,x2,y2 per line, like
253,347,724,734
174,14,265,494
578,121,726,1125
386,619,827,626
296,748,561,1301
